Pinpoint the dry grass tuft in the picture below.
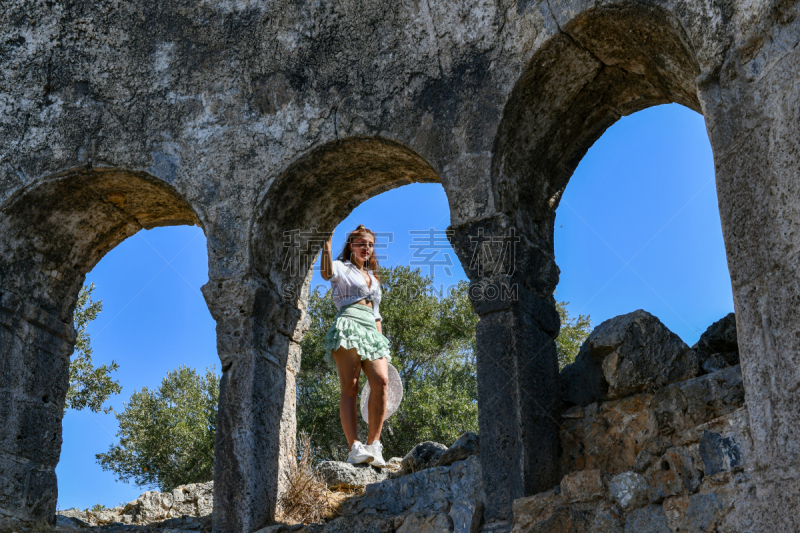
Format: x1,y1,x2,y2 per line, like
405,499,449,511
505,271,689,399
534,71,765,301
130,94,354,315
275,431,363,525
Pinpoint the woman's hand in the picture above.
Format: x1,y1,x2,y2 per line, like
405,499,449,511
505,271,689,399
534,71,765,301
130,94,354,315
321,229,334,281
376,319,382,334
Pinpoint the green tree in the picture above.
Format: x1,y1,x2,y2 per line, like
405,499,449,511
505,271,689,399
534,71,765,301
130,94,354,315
95,365,220,491
67,283,122,413
555,299,592,369
298,266,479,463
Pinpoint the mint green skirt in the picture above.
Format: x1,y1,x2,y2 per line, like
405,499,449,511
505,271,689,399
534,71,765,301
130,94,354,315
323,303,392,371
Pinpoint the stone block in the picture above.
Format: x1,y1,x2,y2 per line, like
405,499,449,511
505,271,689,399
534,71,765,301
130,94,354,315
9,398,63,467
341,455,482,533
513,505,591,533
512,489,564,531
560,470,605,503
663,493,724,532
699,431,743,476
590,507,624,533
633,440,671,473
560,394,658,475
651,365,744,438
316,461,390,489
21,341,70,407
590,310,699,399
21,467,57,522
0,454,26,513
624,505,671,533
561,309,704,406
0,326,24,392
608,472,648,511
645,447,702,502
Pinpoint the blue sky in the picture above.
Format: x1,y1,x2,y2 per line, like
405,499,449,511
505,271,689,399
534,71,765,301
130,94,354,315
56,103,733,509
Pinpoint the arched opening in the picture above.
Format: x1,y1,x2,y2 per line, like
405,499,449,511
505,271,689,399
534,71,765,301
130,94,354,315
56,224,215,513
0,168,203,526
481,1,709,523
299,181,476,464
245,137,462,528
554,103,732,344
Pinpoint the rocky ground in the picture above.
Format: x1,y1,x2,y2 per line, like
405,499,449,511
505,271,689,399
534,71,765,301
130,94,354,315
49,433,482,533
45,311,743,533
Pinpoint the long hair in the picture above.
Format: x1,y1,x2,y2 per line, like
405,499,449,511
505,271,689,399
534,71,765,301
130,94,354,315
336,224,381,283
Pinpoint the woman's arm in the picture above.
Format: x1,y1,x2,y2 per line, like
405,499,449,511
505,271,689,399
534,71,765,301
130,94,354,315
376,319,382,334
321,230,334,280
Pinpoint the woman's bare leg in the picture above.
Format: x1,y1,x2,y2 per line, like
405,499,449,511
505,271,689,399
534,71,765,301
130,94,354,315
333,346,363,447
361,357,389,444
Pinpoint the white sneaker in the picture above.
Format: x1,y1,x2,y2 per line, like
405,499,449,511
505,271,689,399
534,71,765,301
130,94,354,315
346,441,375,464
365,440,386,467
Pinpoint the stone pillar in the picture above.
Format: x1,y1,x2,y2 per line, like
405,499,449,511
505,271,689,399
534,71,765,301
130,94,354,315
449,214,562,524
701,19,800,530
0,291,75,529
202,278,302,533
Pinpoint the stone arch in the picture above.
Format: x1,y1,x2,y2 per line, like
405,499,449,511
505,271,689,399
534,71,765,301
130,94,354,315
495,1,701,232
464,1,707,523
205,137,441,532
0,168,202,526
252,136,440,288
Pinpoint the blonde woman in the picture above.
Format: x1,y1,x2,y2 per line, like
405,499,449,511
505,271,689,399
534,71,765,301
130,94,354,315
321,225,391,467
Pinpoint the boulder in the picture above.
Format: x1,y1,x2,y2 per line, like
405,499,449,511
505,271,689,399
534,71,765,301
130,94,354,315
316,461,391,489
694,313,739,374
399,441,448,475
561,310,698,405
436,432,480,467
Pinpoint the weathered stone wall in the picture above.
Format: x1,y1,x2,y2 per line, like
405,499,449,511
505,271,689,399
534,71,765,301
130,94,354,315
514,314,752,532
2,0,799,531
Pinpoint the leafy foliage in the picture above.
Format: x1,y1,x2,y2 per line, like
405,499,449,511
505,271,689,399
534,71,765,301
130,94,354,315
555,299,592,369
96,366,219,492
67,283,122,413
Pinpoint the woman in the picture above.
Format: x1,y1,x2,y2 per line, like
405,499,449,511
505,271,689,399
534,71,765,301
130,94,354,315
321,224,391,467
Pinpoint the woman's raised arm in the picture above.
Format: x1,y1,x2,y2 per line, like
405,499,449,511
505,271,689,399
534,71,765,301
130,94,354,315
320,230,334,281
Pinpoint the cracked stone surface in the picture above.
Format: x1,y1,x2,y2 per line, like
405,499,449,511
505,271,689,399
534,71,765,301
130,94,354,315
2,0,800,531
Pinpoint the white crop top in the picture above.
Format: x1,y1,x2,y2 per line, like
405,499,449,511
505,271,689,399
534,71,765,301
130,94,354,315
327,259,383,321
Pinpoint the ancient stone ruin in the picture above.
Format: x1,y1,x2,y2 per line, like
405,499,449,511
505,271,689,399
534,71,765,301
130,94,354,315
49,312,752,532
2,0,799,531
